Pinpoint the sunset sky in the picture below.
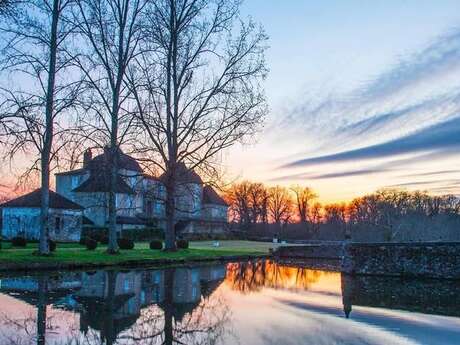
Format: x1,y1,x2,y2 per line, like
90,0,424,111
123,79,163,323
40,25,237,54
225,0,460,202
2,1,460,203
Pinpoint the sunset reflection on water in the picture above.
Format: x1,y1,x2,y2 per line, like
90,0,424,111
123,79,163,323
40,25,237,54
0,260,458,345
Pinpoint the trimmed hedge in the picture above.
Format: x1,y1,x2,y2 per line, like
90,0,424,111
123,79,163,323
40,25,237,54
176,239,189,249
11,236,27,247
85,238,98,250
117,238,135,250
48,240,57,252
149,240,163,250
122,227,164,241
82,226,164,243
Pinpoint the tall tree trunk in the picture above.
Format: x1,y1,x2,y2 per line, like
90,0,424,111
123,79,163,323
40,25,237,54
107,95,120,254
107,144,119,254
164,163,177,251
39,0,59,255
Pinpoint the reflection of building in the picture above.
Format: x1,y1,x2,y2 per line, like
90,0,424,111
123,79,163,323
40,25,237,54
0,265,227,345
0,274,82,304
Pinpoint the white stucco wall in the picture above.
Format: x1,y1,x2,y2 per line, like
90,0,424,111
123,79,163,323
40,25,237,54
1,207,82,241
202,204,228,221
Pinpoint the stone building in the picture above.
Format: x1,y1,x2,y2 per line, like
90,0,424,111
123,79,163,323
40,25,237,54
55,148,229,237
0,188,84,241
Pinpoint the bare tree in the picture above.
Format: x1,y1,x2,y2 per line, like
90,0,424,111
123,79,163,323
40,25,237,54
268,186,293,225
72,0,148,253
308,201,322,231
290,185,317,225
0,0,79,254
128,0,268,250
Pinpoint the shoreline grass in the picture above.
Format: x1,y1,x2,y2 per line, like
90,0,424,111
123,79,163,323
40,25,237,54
0,240,274,269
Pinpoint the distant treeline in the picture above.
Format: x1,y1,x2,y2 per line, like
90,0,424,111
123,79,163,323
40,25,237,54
224,182,460,242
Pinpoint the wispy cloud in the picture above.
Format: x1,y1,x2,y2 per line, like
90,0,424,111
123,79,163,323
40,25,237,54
284,116,460,167
274,28,460,197
272,167,386,182
275,28,460,159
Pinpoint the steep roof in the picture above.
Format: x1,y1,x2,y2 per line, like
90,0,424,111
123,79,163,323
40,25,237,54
73,174,135,194
55,168,87,176
159,162,203,185
0,189,84,210
88,148,143,173
203,185,228,206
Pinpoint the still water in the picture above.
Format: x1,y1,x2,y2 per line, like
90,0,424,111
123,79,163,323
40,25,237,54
0,260,459,345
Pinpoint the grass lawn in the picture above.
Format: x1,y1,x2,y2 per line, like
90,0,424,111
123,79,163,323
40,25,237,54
0,240,274,267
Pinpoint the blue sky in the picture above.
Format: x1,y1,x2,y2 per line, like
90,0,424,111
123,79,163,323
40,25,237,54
226,0,460,202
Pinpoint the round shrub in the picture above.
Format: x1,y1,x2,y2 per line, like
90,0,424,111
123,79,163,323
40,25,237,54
176,239,189,249
117,238,134,250
85,238,98,250
79,236,88,246
149,240,163,250
11,236,27,247
99,236,109,245
48,239,56,252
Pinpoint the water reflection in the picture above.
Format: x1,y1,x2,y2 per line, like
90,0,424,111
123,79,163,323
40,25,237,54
0,266,228,344
0,260,459,344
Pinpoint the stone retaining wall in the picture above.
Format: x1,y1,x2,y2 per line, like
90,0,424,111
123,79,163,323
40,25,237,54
274,244,344,259
342,242,460,279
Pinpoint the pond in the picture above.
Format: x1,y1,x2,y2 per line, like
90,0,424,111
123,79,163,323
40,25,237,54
0,260,459,345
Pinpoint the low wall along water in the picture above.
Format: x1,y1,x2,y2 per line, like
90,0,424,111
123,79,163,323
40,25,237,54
342,242,460,279
275,242,460,279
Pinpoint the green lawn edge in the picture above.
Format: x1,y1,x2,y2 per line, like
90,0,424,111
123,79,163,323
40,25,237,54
0,241,273,270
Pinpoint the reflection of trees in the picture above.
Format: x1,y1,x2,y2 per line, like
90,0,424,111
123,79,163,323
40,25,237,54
0,266,231,344
225,260,325,293
118,268,231,345
0,274,63,345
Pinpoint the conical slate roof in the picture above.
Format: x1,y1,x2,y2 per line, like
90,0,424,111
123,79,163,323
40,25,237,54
0,189,83,210
88,148,143,173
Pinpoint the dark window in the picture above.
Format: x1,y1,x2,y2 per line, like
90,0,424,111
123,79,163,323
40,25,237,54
145,200,153,216
55,217,62,232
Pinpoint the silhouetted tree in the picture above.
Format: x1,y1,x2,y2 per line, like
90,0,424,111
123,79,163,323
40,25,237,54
291,185,317,225
128,0,268,250
0,0,79,254
72,0,148,253
268,186,293,225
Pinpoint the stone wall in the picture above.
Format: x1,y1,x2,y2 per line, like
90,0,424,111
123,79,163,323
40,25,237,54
2,207,82,242
275,244,344,259
342,242,460,279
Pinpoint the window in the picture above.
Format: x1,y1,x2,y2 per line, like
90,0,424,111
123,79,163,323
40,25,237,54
145,200,153,216
71,176,79,189
55,217,62,232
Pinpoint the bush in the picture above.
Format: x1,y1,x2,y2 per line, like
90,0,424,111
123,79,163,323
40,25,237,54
99,236,109,245
176,239,189,249
117,238,134,250
122,227,164,241
81,227,109,242
11,236,27,247
85,238,98,250
79,236,88,246
149,240,163,250
48,239,56,252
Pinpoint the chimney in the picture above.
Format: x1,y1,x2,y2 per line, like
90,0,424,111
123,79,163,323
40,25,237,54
83,148,92,168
